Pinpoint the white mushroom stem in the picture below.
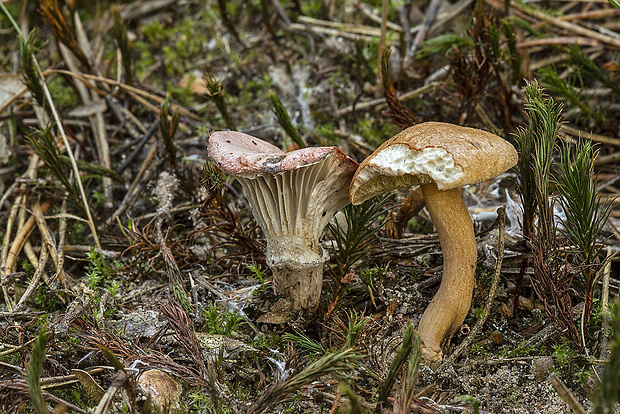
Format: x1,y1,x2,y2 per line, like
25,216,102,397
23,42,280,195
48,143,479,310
417,183,477,360
236,156,351,311
266,237,326,310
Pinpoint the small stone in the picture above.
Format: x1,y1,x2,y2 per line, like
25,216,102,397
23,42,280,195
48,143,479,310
531,356,554,381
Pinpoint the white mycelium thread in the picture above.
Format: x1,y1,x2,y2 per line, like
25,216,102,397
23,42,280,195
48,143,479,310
358,144,464,189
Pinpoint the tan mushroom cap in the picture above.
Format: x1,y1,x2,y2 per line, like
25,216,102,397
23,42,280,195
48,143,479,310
350,122,518,204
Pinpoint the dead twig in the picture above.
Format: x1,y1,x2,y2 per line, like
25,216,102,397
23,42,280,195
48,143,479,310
337,83,440,117
3,200,53,310
12,245,48,313
549,373,586,414
93,370,128,414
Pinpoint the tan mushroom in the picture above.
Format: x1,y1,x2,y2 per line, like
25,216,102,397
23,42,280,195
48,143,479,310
208,131,358,311
350,122,517,360
137,369,182,411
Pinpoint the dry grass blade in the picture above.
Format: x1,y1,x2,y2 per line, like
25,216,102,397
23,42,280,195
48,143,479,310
512,1,620,48
44,69,201,121
5,200,52,278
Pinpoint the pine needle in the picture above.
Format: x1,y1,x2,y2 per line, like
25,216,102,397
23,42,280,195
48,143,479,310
249,349,361,414
327,195,389,280
206,76,235,130
111,6,132,85
26,326,49,414
396,330,421,414
269,90,305,148
378,322,415,404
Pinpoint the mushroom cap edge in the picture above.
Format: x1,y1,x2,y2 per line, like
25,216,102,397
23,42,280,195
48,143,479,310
349,122,518,205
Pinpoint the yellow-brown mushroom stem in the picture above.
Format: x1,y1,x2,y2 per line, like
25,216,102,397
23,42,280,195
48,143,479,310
418,183,477,360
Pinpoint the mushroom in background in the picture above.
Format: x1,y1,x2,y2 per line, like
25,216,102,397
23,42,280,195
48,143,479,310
208,131,358,311
350,122,517,360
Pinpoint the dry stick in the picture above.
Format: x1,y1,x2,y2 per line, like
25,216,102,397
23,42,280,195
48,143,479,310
32,201,66,286
0,193,24,308
549,373,586,414
599,246,614,359
407,0,441,59
5,201,53,275
12,246,49,313
510,1,620,48
354,3,406,32
0,181,19,210
376,0,389,97
428,0,474,36
443,207,506,365
561,124,620,147
297,15,400,36
517,37,600,48
0,337,36,358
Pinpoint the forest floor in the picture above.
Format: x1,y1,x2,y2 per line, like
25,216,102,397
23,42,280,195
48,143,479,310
1,0,620,413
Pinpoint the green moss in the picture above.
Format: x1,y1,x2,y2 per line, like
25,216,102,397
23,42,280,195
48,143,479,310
55,385,96,410
33,284,62,312
406,216,433,234
501,339,538,358
201,304,245,336
353,115,399,148
47,75,79,110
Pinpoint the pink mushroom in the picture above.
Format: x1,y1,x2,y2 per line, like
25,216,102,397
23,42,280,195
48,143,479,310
208,131,358,311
